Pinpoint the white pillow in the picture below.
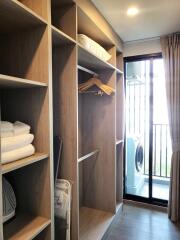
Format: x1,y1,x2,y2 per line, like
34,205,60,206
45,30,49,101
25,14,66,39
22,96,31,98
78,34,111,62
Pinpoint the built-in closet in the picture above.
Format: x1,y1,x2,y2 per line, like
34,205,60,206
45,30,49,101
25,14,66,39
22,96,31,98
52,1,124,240
0,0,124,239
0,0,53,239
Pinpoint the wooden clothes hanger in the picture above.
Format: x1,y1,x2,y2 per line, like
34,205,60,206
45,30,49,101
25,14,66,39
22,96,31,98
78,76,115,96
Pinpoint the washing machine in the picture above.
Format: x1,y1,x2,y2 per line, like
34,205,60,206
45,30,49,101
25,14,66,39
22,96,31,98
126,136,144,195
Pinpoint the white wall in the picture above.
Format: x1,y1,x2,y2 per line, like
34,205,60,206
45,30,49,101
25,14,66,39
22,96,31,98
123,38,161,57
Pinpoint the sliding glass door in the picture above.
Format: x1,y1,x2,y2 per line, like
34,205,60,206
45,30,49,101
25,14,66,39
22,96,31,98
124,54,171,205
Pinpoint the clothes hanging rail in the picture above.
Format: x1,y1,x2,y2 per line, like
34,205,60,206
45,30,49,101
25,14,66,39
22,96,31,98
78,65,98,77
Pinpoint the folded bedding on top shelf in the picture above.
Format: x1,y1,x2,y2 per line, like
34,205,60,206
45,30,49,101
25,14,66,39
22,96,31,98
2,144,35,164
1,134,34,153
78,34,111,62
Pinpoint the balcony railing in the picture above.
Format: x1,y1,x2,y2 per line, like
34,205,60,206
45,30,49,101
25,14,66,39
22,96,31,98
143,124,171,178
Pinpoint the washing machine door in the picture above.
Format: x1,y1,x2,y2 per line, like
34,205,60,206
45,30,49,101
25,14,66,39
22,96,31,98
135,144,143,172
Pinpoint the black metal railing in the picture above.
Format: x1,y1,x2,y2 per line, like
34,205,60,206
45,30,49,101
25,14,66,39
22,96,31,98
150,124,171,178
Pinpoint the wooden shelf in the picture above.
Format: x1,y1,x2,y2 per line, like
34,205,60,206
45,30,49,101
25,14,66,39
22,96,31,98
0,0,47,33
2,153,48,174
116,139,124,145
52,25,76,46
79,207,114,240
3,214,51,240
78,149,99,163
0,74,48,88
78,44,116,71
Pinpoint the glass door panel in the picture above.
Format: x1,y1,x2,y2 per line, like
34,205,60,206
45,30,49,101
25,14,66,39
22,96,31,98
152,59,171,200
125,60,150,198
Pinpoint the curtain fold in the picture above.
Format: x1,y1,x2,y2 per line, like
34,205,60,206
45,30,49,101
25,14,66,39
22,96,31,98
161,33,180,222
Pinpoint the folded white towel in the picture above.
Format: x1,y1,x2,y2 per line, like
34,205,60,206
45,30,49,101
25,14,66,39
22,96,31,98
1,121,13,133
1,134,34,153
1,121,31,138
13,121,31,135
2,144,35,164
1,132,14,138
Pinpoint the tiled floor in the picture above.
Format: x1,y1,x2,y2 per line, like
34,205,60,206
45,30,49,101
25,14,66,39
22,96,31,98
102,204,180,240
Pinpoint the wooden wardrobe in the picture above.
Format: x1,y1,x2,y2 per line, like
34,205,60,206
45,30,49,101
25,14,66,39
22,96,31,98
0,0,124,239
52,0,125,240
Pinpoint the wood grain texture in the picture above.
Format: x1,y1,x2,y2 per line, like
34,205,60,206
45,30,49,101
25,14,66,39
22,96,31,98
1,87,52,236
78,69,116,213
5,159,51,219
116,52,123,72
18,0,48,20
2,153,48,174
3,214,51,240
52,44,79,240
107,46,116,67
0,0,46,33
116,73,125,141
76,2,123,50
0,74,47,88
52,2,76,40
79,207,114,240
52,25,76,46
0,26,49,83
115,71,125,206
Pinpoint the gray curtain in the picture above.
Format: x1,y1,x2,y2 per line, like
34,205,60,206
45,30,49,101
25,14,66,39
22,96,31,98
161,33,180,222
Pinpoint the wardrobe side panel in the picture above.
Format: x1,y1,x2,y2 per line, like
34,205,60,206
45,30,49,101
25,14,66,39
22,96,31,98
52,45,79,240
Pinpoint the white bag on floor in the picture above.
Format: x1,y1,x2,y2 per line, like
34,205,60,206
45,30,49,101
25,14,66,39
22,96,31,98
54,179,71,240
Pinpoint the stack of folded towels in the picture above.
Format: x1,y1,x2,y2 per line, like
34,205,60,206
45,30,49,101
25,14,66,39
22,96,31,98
1,121,35,164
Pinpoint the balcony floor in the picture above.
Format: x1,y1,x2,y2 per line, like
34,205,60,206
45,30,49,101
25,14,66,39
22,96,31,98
139,181,169,200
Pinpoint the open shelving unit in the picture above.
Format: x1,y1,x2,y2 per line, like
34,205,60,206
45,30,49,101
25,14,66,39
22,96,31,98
3,214,51,240
0,0,53,239
52,1,124,240
1,0,124,239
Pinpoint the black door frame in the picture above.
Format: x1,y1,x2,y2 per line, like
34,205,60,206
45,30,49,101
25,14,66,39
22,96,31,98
124,53,168,207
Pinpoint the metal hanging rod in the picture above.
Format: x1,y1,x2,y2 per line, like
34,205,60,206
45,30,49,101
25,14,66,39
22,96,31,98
78,65,98,77
78,90,104,96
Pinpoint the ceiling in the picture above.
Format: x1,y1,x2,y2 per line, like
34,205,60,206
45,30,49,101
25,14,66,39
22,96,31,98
92,0,180,42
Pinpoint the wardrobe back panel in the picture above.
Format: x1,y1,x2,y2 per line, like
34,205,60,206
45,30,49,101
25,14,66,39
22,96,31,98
18,0,48,20
1,88,50,153
0,26,49,83
52,44,79,239
79,70,116,212
52,3,76,40
4,159,51,218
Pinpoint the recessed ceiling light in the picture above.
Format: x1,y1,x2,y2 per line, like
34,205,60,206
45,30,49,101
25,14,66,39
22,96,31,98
127,7,139,17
